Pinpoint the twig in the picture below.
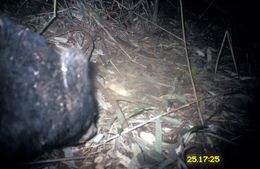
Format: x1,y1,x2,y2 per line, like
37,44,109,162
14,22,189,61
15,0,29,15
205,132,237,145
95,100,198,147
113,0,183,41
27,8,68,17
89,11,147,68
179,0,204,125
215,31,227,73
38,0,57,35
152,0,160,23
89,12,131,60
110,60,122,76
214,31,239,78
129,0,145,10
227,31,239,76
26,93,229,166
63,0,73,20
199,0,216,19
26,156,86,165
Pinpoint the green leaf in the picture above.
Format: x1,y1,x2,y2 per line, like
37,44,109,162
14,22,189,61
161,116,182,127
117,128,124,135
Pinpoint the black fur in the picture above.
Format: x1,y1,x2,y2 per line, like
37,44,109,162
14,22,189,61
0,15,98,163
